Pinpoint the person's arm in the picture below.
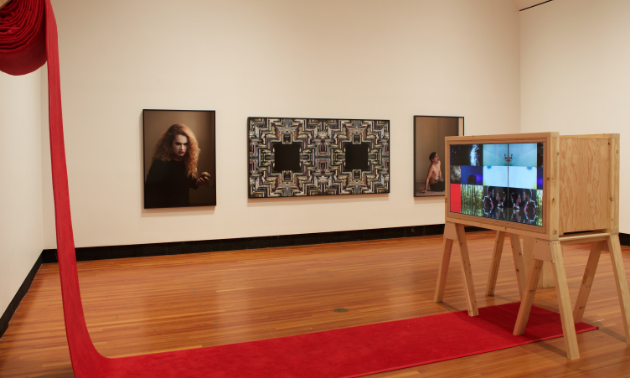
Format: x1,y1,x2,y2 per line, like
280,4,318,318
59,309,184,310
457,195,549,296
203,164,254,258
421,168,432,193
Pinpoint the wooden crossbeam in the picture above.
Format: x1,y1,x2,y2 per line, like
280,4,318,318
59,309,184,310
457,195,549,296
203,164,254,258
559,231,611,245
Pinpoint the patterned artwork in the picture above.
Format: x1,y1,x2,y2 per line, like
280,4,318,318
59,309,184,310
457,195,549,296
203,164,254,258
248,118,390,197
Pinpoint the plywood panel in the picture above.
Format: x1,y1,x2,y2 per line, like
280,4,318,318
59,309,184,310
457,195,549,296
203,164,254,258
548,134,559,238
559,137,610,233
609,135,620,233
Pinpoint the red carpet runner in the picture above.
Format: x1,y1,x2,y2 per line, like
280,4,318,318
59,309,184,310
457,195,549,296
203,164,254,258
1,1,596,377
103,302,597,378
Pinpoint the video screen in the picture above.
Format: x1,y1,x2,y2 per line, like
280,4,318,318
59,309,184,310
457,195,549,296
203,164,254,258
449,142,543,227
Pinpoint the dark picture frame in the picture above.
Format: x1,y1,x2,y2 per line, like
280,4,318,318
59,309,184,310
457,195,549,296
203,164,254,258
413,115,464,197
142,109,216,208
248,117,390,197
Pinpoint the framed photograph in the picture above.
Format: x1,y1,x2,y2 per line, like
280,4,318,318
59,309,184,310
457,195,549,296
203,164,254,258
143,109,216,208
413,116,464,197
248,117,390,197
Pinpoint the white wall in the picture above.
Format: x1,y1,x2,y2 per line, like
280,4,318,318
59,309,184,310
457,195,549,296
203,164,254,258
43,0,520,249
0,69,44,315
520,0,630,233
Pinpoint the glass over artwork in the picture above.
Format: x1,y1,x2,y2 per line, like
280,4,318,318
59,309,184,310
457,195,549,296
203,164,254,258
449,142,543,227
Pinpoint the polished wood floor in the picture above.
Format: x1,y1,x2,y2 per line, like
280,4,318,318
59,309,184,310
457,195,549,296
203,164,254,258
1,231,629,377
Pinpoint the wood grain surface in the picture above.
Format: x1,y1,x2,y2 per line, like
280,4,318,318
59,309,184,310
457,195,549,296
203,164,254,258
559,137,610,233
1,232,629,377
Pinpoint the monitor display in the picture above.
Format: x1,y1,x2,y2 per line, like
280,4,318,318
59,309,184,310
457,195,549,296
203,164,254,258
449,142,543,227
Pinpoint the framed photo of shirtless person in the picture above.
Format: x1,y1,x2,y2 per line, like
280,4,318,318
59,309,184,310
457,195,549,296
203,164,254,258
143,109,216,209
413,116,464,197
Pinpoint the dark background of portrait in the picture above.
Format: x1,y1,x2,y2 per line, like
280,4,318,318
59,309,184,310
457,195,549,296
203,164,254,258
414,116,463,197
143,110,216,207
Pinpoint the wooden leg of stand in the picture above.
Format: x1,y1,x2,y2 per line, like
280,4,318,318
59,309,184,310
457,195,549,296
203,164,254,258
573,241,604,323
550,241,580,360
522,236,535,283
434,238,454,303
510,233,527,299
513,258,544,335
539,261,556,288
455,224,478,316
607,234,630,343
486,231,506,296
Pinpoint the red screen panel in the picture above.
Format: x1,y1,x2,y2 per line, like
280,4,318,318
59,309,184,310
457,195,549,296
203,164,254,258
450,184,461,213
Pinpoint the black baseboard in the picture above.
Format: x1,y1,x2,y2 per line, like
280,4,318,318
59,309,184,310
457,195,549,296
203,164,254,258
620,233,630,247
0,255,42,339
41,224,486,263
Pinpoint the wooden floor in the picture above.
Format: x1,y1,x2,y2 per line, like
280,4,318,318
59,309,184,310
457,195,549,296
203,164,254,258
1,231,629,377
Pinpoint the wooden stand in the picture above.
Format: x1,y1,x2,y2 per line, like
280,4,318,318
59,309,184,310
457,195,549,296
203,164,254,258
434,224,530,318
435,224,552,316
434,223,478,316
485,231,529,298
486,234,555,292
436,132,629,360
513,232,630,360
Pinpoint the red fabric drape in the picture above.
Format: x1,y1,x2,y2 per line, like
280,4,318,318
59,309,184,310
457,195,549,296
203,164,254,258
1,0,109,376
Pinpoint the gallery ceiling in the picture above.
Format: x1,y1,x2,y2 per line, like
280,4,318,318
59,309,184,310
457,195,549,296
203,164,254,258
514,0,552,11
0,0,553,13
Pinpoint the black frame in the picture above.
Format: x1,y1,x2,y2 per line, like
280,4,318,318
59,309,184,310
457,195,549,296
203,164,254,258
142,109,217,208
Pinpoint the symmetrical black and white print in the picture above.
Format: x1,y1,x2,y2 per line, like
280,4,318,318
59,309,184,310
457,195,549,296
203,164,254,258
248,118,390,197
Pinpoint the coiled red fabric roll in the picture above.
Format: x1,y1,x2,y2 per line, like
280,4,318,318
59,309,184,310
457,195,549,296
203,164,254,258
0,0,47,74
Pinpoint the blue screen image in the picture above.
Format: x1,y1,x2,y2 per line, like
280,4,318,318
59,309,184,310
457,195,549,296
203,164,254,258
483,166,508,187
508,143,537,167
508,166,537,189
461,166,483,185
483,144,508,166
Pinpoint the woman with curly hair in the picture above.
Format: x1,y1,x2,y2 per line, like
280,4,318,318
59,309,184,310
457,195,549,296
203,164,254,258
144,124,210,208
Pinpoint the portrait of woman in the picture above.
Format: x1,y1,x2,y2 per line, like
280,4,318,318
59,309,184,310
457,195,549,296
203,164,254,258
143,110,216,209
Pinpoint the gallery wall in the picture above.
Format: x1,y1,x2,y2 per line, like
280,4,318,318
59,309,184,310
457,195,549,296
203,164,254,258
519,0,630,234
41,0,521,249
0,70,45,315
